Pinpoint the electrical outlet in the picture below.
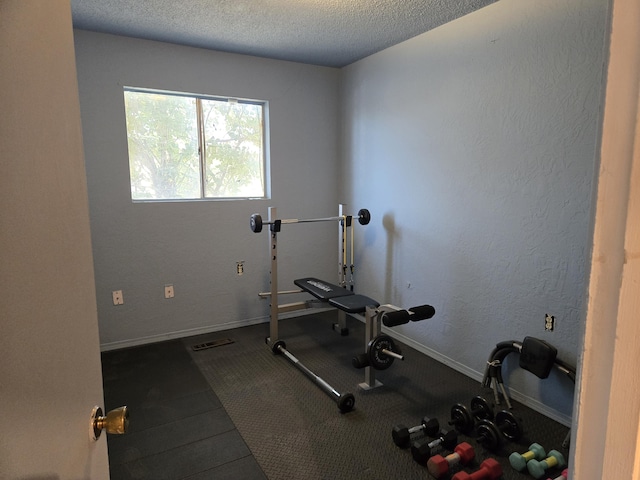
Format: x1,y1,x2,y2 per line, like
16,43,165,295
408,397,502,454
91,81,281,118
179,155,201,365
112,290,123,305
164,284,174,299
545,314,555,331
236,261,244,276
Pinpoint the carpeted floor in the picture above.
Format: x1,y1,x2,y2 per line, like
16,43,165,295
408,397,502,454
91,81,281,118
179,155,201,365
185,311,570,480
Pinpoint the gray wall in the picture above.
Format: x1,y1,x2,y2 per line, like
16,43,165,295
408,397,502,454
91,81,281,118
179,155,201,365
340,0,607,423
75,0,609,424
74,31,341,349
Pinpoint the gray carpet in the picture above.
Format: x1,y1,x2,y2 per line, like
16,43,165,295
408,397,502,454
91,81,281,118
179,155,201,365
186,311,570,480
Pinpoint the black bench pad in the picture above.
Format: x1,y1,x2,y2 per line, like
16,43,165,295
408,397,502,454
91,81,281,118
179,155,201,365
294,278,354,300
329,294,380,314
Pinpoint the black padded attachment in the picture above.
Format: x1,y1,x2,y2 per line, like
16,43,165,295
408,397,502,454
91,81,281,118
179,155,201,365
382,310,410,327
329,294,379,314
294,277,354,300
408,305,436,321
519,336,557,379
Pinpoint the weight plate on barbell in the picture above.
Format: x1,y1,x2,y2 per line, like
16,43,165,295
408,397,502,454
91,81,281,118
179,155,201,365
367,334,397,370
358,208,371,225
250,214,263,233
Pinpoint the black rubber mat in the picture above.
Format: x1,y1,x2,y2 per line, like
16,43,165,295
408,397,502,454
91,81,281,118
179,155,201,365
186,312,570,480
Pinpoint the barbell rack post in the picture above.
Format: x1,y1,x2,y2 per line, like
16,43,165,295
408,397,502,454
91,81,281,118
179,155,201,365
360,305,383,390
268,206,279,344
256,205,371,411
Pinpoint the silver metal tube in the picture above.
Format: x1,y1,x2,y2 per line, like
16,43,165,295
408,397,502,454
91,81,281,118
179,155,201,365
279,345,342,401
382,349,404,361
258,289,303,298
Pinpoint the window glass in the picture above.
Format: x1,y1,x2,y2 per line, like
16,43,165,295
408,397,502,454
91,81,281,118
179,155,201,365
123,89,267,201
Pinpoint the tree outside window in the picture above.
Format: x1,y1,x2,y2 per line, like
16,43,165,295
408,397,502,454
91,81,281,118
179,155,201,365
124,89,267,201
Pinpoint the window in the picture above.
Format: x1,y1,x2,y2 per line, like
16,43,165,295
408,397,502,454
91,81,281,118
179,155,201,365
123,88,268,201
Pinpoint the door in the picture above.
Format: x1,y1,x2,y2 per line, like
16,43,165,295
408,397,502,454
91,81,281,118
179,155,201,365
0,1,110,478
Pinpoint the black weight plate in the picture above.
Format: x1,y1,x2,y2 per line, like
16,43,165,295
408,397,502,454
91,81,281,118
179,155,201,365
470,395,494,420
496,410,523,441
368,335,395,370
250,213,263,232
450,403,474,433
357,208,371,225
338,393,355,413
476,419,501,450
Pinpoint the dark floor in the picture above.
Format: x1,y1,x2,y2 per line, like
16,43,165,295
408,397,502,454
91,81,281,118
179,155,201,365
102,313,571,480
101,339,267,480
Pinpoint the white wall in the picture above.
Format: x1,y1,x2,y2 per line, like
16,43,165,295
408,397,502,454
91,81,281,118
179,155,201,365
572,0,640,475
340,0,608,422
74,31,341,349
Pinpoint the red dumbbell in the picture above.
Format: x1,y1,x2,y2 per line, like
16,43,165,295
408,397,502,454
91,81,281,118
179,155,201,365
427,442,475,478
451,458,503,480
547,468,569,480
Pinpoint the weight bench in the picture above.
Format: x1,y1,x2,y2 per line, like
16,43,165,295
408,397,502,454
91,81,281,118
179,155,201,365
295,278,436,390
294,277,379,334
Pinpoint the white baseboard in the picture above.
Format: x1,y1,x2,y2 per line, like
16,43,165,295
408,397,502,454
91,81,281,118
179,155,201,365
99,316,267,352
99,308,334,352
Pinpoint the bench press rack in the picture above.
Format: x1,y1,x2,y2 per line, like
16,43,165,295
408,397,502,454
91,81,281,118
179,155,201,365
251,205,371,412
251,206,436,408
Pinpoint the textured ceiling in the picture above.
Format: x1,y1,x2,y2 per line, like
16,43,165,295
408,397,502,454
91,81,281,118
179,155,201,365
70,0,497,68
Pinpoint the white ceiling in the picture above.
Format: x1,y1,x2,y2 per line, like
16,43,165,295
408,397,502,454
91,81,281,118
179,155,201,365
70,0,497,68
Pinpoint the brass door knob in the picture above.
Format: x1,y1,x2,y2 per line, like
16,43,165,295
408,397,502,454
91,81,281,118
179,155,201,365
90,405,129,440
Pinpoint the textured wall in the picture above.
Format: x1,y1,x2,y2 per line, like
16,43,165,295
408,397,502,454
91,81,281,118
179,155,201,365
340,0,608,422
74,31,341,348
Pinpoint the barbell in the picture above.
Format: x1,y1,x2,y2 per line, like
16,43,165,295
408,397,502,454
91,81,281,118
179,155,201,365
250,208,371,233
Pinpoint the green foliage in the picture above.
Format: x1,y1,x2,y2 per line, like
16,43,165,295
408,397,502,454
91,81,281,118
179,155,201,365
202,99,264,197
124,90,265,200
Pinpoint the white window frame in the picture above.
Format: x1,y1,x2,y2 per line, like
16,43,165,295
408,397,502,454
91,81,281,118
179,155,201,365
123,87,270,202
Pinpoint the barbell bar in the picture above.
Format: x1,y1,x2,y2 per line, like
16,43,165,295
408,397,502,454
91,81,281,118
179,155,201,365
250,208,371,233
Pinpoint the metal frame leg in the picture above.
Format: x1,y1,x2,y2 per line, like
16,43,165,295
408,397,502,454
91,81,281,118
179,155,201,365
359,305,383,390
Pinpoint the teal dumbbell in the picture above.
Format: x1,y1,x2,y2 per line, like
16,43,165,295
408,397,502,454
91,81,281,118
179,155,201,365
509,443,546,471
527,449,566,479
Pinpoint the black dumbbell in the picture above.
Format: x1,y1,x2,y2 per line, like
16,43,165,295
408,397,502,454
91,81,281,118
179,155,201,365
448,396,494,433
411,429,459,465
392,417,440,448
475,410,523,450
